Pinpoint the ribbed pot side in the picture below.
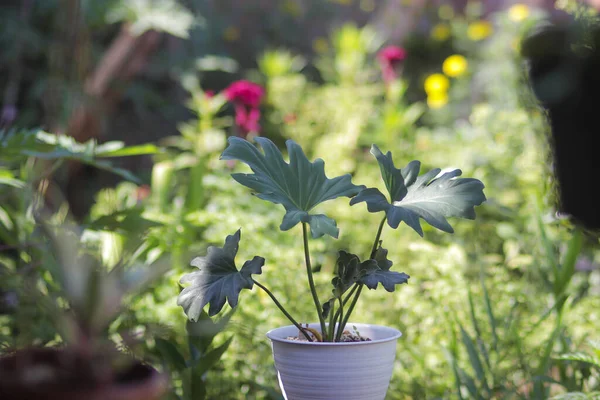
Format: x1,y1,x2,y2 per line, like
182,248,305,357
266,323,402,400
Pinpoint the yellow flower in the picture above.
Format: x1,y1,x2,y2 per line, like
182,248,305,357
427,91,448,109
467,20,493,41
508,4,530,22
442,55,468,77
431,23,451,41
312,37,329,54
438,4,455,20
424,73,450,94
223,26,240,42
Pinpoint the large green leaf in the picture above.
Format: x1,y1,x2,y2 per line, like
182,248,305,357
350,145,486,236
359,247,410,292
177,230,264,319
220,137,364,238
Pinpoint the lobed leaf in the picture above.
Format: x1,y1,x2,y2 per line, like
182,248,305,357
220,137,364,238
359,247,410,292
177,230,264,319
351,145,486,236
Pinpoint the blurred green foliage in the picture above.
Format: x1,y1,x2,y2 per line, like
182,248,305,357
2,1,600,399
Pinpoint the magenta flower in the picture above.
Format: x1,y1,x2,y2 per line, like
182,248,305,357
377,46,407,83
224,80,264,136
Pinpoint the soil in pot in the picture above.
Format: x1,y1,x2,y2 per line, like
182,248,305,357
286,325,372,342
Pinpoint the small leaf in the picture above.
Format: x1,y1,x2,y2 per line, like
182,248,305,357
220,137,364,238
351,145,486,236
360,247,409,292
332,251,378,296
177,230,264,319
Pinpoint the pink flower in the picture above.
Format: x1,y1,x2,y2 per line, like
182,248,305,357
224,80,264,108
377,46,407,83
224,80,265,136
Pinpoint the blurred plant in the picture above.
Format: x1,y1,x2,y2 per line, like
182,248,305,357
316,23,382,85
106,0,196,38
177,136,485,343
445,216,594,399
0,216,169,399
552,340,600,399
156,310,234,400
0,127,159,346
0,127,169,397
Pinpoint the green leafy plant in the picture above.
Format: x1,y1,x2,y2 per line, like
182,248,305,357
177,136,485,342
156,310,234,400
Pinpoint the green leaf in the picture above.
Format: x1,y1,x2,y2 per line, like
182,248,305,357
177,230,264,319
359,247,410,292
187,310,234,355
555,352,600,369
555,229,583,295
220,137,364,238
95,142,160,157
459,324,490,396
190,336,234,377
155,337,187,371
87,208,161,233
331,251,378,296
351,145,486,237
0,169,25,188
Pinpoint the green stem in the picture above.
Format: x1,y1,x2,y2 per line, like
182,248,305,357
370,216,387,259
335,216,386,340
302,222,327,336
337,284,364,341
329,283,359,340
253,279,312,342
327,300,335,341
335,297,344,340
342,283,359,306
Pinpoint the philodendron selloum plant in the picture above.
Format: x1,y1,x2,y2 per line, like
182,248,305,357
177,137,486,342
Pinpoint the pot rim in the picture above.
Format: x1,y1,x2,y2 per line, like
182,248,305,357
266,322,402,346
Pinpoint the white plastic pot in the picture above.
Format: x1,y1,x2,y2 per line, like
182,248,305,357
266,323,402,400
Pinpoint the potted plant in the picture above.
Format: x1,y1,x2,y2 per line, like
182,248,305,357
0,221,169,400
177,137,486,399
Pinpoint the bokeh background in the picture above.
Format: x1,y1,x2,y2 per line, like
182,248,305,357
2,0,600,399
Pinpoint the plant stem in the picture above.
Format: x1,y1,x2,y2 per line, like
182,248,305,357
335,216,386,340
302,222,327,336
328,284,360,340
335,297,344,340
370,216,387,259
327,300,335,341
342,283,359,306
337,284,363,341
253,279,312,342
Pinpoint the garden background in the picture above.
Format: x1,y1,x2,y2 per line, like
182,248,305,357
1,0,600,399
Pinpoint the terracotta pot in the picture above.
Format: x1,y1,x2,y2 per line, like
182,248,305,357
266,323,402,400
0,348,168,400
